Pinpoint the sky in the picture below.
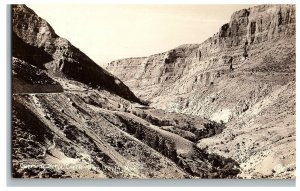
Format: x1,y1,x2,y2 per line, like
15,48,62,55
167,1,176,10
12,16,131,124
28,4,254,65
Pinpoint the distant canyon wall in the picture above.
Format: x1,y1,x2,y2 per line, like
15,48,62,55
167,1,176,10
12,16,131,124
106,4,296,121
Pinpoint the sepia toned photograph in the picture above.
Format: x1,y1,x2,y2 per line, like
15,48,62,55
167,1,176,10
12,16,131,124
11,3,295,179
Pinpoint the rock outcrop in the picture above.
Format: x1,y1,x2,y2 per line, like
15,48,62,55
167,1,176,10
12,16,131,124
12,57,63,93
106,4,296,178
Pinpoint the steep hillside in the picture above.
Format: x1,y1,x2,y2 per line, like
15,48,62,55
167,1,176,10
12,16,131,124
12,4,241,179
12,4,141,103
12,81,239,178
106,4,296,178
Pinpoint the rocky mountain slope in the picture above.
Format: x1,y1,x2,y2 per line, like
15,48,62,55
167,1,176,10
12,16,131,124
106,4,296,178
12,4,141,103
12,4,241,179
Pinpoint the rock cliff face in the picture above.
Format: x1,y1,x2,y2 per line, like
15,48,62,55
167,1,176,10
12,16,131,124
106,4,296,178
199,4,295,54
106,4,295,100
12,4,141,103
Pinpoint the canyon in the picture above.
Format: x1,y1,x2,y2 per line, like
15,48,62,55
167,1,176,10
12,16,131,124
12,4,295,179
12,4,239,179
